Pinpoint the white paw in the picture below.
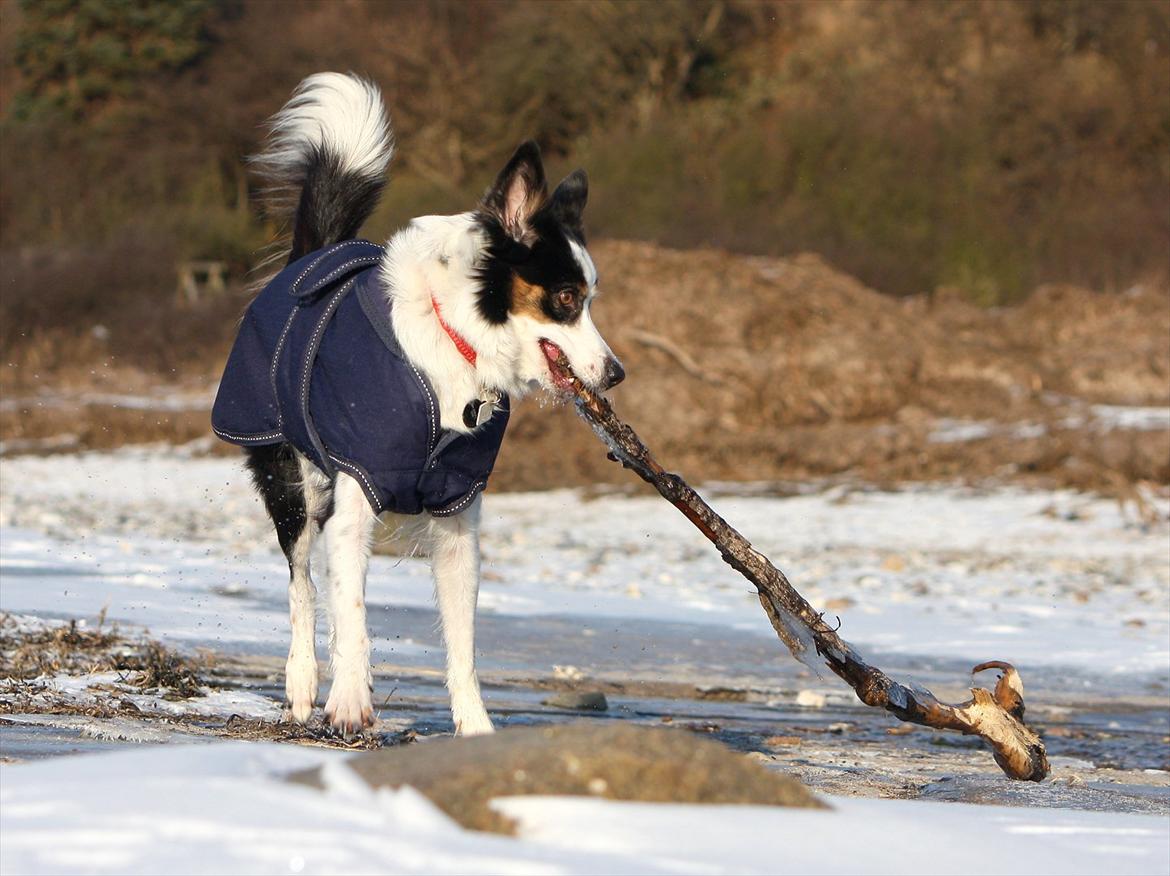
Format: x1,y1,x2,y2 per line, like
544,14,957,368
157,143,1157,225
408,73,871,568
324,669,374,735
284,650,318,724
454,706,494,736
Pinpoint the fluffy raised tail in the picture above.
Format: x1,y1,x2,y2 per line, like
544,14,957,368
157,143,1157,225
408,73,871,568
252,72,394,263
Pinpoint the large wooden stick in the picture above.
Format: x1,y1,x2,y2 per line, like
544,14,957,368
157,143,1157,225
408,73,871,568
556,353,1049,781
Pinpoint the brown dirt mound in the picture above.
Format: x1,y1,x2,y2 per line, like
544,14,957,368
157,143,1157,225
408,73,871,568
491,241,1169,495
3,240,1167,496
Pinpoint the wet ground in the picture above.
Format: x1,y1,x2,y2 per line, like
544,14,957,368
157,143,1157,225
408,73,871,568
3,600,1167,816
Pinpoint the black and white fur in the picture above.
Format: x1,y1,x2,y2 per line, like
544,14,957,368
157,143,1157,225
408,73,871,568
245,73,623,735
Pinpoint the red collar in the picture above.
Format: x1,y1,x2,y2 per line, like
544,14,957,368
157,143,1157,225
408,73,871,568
431,295,477,367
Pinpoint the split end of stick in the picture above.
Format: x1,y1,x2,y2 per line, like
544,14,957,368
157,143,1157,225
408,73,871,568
965,661,1049,781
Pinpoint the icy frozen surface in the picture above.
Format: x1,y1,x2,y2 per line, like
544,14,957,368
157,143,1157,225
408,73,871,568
1,448,1166,681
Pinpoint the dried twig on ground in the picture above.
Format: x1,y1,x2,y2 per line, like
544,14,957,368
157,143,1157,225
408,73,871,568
222,715,390,749
624,328,723,385
554,351,1050,781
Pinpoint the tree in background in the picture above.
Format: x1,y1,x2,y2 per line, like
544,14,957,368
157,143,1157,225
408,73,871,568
1,0,1166,323
10,0,225,120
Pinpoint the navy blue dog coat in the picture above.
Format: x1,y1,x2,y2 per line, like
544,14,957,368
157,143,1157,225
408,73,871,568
212,240,510,516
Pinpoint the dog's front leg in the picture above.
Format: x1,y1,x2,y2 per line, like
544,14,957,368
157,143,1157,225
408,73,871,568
322,472,376,734
428,496,493,735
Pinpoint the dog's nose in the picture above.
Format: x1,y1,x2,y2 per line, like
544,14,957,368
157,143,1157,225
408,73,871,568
601,356,625,390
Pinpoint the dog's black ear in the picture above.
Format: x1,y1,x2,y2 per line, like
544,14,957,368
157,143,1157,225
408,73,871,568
549,169,588,239
483,140,548,241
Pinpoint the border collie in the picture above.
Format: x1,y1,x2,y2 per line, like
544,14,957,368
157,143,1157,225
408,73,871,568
211,73,623,736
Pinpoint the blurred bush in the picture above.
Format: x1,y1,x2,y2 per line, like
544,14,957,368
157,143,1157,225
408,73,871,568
1,0,1166,367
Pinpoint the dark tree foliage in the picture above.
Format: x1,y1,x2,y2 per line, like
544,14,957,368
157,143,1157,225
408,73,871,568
11,0,225,119
0,0,1166,321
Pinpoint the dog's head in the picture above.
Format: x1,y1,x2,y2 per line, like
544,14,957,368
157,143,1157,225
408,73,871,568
474,141,624,396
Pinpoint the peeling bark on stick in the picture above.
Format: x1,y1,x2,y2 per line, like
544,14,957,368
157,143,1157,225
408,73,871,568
556,354,1050,781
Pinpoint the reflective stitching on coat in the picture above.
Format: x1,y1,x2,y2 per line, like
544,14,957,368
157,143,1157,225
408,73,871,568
289,241,350,294
212,426,284,443
298,278,356,473
302,256,382,297
430,480,485,517
269,306,299,428
300,279,355,416
327,453,382,511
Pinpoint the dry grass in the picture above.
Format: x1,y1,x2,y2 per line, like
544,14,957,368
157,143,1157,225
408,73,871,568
0,615,125,680
0,613,205,698
0,613,405,749
219,717,395,749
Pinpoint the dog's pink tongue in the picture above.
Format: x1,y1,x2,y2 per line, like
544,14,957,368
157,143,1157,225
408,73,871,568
539,340,574,391
538,339,562,359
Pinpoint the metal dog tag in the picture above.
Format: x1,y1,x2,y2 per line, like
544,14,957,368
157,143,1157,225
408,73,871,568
463,398,497,428
463,391,501,428
475,401,495,426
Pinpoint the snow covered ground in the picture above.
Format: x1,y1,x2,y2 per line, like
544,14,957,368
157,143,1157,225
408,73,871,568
1,447,1167,682
1,742,1167,876
928,400,1170,444
1,447,1169,875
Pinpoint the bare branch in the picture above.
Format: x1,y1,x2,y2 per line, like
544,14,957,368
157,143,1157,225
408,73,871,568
554,351,1050,781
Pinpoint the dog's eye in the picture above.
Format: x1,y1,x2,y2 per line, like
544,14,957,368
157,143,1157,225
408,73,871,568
556,289,576,308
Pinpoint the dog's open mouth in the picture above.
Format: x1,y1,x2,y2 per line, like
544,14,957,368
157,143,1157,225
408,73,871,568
539,339,576,394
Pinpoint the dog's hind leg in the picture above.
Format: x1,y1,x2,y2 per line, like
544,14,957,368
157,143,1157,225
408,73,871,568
426,496,493,735
283,526,319,723
288,455,332,722
322,471,376,734
246,444,323,723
